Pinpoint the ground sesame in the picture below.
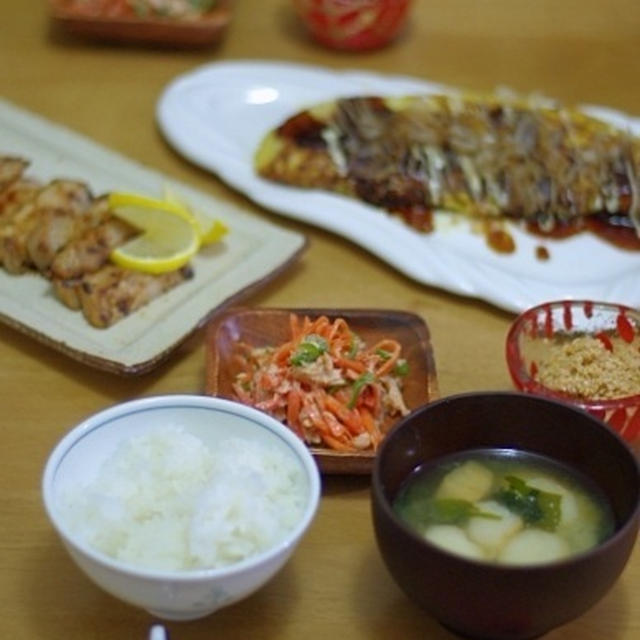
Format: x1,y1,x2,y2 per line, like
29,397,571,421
536,334,640,400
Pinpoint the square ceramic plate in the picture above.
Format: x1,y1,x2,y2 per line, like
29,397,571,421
0,98,307,375
49,0,234,47
204,307,440,474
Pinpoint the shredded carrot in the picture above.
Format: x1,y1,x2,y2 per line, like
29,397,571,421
323,394,365,435
360,407,382,449
370,338,402,376
320,432,355,452
230,313,411,453
333,356,367,374
289,313,301,341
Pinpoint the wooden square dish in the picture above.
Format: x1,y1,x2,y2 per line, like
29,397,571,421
49,0,233,47
205,308,439,474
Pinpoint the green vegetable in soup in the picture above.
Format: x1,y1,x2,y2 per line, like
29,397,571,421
395,487,501,528
495,475,562,531
422,499,501,526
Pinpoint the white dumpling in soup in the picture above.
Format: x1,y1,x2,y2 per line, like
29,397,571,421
424,525,486,561
564,523,599,554
526,476,579,527
497,529,571,565
435,461,494,503
466,500,523,558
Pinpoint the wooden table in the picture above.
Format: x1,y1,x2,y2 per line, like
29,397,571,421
1,2,638,638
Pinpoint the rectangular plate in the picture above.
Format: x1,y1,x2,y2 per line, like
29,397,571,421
204,307,440,474
49,0,233,47
0,98,307,375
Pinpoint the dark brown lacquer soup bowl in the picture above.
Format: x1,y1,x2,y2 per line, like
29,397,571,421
371,392,640,640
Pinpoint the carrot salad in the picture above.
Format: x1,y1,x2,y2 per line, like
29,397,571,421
232,314,411,452
65,0,218,19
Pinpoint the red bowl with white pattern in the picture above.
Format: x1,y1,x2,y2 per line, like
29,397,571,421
292,0,413,51
506,300,640,455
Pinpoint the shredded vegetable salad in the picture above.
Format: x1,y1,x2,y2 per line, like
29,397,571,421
66,0,218,19
232,314,411,452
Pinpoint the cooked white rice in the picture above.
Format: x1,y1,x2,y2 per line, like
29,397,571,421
58,426,308,571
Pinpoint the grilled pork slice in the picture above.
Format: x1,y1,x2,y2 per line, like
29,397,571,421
76,264,194,328
50,214,137,281
0,156,29,190
26,195,110,273
51,277,84,310
0,180,92,273
0,179,41,225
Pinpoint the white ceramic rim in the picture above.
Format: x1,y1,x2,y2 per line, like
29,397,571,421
42,394,321,582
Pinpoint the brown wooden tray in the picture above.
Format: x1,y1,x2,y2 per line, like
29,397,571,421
49,0,233,47
204,307,440,474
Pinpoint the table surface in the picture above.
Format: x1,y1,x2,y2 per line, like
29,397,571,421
2,2,639,638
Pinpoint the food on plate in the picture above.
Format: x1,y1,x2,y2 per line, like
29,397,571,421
49,204,138,281
393,449,614,565
230,313,410,452
0,155,226,328
63,263,194,328
0,179,93,273
57,426,308,571
58,0,221,20
534,333,640,400
255,93,640,252
49,0,233,48
26,194,111,272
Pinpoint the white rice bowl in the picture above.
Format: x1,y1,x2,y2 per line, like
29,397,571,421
58,426,308,571
42,395,321,620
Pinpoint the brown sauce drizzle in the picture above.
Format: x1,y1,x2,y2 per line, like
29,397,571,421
527,216,640,251
585,217,640,251
486,227,516,254
535,246,550,260
393,205,434,233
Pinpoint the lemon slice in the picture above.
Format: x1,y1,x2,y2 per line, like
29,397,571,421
162,186,229,245
108,192,202,274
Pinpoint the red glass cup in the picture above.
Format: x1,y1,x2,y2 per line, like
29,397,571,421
293,0,413,51
505,299,640,456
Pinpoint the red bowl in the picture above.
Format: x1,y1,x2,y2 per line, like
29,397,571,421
292,0,413,51
506,300,640,455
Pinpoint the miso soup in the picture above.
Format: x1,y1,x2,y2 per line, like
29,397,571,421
393,448,615,566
